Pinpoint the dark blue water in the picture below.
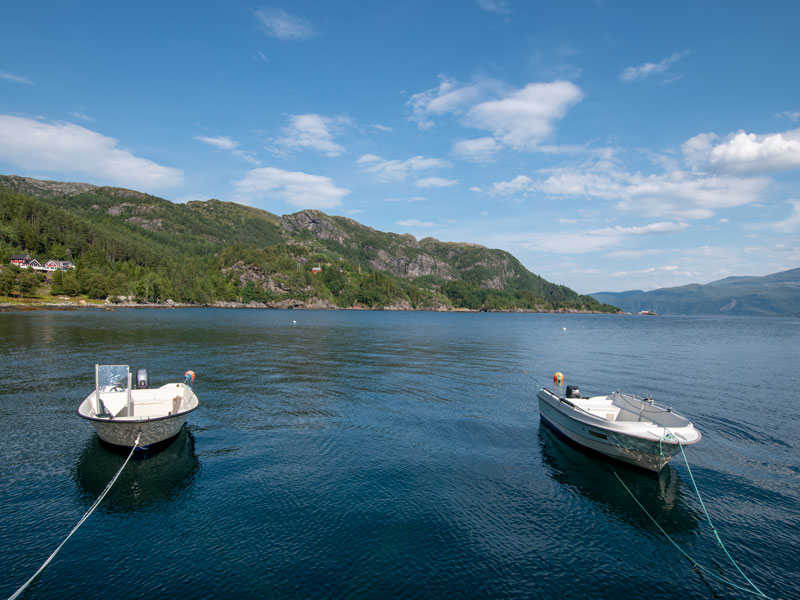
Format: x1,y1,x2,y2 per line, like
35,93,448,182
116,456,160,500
0,310,798,599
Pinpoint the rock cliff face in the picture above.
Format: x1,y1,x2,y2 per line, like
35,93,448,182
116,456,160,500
276,209,526,289
281,210,351,244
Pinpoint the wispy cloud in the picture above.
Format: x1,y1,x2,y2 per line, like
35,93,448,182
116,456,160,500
488,175,533,197
357,154,450,182
194,134,259,164
397,219,436,228
272,114,348,157
254,8,316,41
776,110,800,123
620,49,689,82
233,166,349,209
522,221,688,254
452,137,500,163
415,177,458,189
476,0,510,15
0,70,33,85
0,115,183,189
536,160,769,220
758,200,800,233
407,76,490,130
194,135,238,151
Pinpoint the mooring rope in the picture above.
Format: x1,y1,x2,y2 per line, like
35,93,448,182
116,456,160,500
612,437,770,599
671,435,768,598
7,433,141,600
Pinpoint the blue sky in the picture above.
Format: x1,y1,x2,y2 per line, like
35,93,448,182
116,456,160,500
2,1,799,293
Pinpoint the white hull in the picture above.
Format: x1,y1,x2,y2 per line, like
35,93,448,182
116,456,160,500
537,388,701,472
78,382,199,448
87,413,190,447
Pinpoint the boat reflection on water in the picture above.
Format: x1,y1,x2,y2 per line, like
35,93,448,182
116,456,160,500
73,426,200,513
538,425,699,535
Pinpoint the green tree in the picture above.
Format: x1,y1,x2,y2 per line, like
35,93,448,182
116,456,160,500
16,269,39,296
0,267,17,296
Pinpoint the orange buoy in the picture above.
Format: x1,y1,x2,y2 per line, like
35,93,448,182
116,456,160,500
184,370,195,384
554,372,564,384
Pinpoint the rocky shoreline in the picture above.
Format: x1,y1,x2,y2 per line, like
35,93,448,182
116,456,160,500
0,297,615,314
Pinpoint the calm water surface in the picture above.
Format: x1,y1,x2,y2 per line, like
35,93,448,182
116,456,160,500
0,309,798,599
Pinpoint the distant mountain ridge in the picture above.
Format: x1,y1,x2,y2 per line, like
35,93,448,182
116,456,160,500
590,268,800,316
0,174,615,312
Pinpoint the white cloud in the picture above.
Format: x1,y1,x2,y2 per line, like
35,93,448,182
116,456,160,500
0,115,183,189
407,77,581,150
356,154,381,164
194,135,238,151
0,70,33,85
477,0,510,14
372,124,393,132
397,219,435,228
489,175,533,197
523,221,687,254
407,76,488,129
470,186,483,193
232,166,349,209
681,132,718,169
464,81,583,150
620,50,689,82
537,160,769,220
683,129,800,174
708,129,800,174
254,8,316,41
273,113,347,157
452,137,500,163
415,177,458,188
358,154,450,182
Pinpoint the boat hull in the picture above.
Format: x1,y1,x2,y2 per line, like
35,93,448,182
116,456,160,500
537,390,685,472
88,414,189,448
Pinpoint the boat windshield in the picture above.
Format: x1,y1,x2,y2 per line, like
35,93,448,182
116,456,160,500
97,365,130,391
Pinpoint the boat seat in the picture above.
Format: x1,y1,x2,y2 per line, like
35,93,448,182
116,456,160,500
99,394,128,417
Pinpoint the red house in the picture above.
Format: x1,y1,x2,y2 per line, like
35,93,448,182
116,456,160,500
9,254,30,267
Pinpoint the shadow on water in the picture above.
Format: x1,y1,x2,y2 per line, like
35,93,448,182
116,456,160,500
538,424,700,535
72,427,200,513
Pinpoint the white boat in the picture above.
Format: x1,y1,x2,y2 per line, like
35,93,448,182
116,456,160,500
537,384,701,472
78,365,199,448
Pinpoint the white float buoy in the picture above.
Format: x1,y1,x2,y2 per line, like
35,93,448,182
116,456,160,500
562,327,566,333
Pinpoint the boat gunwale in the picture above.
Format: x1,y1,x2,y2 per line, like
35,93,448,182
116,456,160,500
76,402,199,424
76,384,199,424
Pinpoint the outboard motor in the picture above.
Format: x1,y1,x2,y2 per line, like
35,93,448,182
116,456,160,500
566,385,581,399
136,368,149,389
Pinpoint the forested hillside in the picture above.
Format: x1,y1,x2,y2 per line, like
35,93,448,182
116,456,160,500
0,175,617,312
